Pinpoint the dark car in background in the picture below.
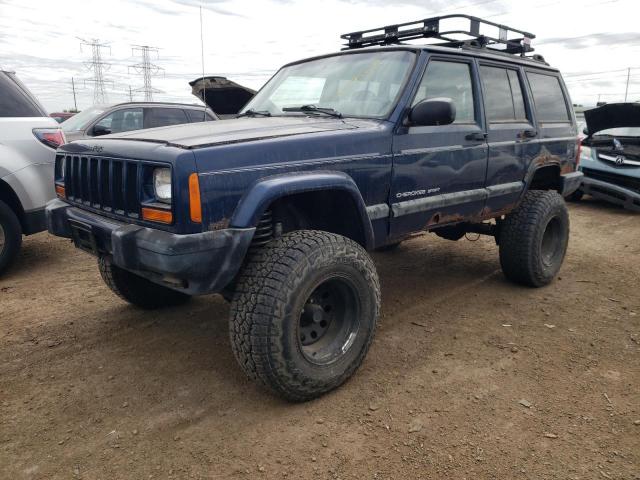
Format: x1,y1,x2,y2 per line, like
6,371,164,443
575,103,640,211
61,102,217,142
50,112,76,123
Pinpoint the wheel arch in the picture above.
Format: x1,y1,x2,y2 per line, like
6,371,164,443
526,164,563,192
230,171,375,250
0,179,26,229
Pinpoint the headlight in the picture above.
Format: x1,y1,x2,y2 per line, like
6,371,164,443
153,168,172,203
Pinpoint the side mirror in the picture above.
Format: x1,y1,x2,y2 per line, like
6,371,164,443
92,124,112,137
409,98,456,126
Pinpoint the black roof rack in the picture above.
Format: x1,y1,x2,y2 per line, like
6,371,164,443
341,14,535,56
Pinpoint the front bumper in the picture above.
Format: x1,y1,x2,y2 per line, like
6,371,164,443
46,199,255,295
580,176,640,212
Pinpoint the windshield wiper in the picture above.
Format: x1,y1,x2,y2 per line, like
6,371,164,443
237,109,272,118
282,105,343,118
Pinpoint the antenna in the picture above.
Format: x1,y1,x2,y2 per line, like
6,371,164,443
78,37,113,104
200,6,207,116
130,45,164,101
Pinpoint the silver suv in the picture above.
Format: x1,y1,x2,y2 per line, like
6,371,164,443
0,70,64,275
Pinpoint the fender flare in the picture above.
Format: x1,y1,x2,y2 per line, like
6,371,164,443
230,171,375,250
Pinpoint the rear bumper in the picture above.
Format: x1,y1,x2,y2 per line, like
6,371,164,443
46,199,255,295
580,176,640,212
559,171,584,197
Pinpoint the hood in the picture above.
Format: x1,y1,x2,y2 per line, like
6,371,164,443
584,102,640,136
189,76,256,117
95,116,364,149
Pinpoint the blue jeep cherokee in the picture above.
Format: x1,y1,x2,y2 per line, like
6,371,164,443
47,16,582,401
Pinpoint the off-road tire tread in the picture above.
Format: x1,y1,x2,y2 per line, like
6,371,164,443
98,257,191,309
229,230,380,402
499,190,569,287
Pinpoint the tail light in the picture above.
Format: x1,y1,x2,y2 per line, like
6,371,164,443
575,138,582,167
33,128,66,149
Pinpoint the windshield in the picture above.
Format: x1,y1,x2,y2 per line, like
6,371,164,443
595,127,640,137
61,106,109,132
241,51,415,119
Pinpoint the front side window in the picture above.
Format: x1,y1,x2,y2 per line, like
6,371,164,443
93,108,143,134
412,60,475,124
527,72,570,122
241,51,416,118
480,66,528,122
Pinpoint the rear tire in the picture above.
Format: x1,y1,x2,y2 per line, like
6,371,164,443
229,230,380,402
499,190,569,287
98,256,191,309
0,200,22,276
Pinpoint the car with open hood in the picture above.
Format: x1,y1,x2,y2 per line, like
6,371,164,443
46,15,581,401
575,102,640,211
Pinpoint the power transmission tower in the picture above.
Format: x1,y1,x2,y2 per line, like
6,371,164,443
78,38,112,105
130,45,164,101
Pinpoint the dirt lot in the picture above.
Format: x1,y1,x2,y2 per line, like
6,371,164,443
1,198,639,480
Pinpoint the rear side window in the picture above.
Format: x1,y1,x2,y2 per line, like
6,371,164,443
526,72,570,122
480,66,527,122
413,60,475,123
0,72,47,117
145,108,189,128
186,109,215,122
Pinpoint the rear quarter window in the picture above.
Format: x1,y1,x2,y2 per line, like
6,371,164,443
526,72,570,122
0,72,47,118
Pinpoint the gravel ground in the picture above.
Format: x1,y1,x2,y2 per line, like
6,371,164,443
1,197,639,479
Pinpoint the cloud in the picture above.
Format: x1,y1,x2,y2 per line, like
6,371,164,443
168,0,245,17
538,32,640,50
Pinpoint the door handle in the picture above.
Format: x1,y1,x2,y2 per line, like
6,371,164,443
521,129,538,139
465,132,487,142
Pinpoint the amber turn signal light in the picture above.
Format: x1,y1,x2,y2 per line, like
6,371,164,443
55,184,66,198
188,173,202,223
142,207,173,224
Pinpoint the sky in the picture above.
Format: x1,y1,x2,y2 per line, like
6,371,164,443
1,0,640,112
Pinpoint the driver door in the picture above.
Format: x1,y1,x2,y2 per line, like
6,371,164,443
390,56,488,235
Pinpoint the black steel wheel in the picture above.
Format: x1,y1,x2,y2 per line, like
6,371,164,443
230,230,380,402
499,190,569,287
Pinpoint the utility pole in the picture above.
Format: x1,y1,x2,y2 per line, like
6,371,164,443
130,45,163,101
625,67,631,102
129,85,133,102
78,38,112,105
71,77,78,111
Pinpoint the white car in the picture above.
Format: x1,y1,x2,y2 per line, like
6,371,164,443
0,70,65,274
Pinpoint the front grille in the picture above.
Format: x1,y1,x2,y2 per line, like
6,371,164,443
582,167,640,194
63,155,141,218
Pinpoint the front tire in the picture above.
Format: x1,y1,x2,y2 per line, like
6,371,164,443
499,190,569,287
0,200,22,276
229,230,380,402
98,256,191,309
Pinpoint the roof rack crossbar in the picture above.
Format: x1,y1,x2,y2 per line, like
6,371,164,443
341,14,535,56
